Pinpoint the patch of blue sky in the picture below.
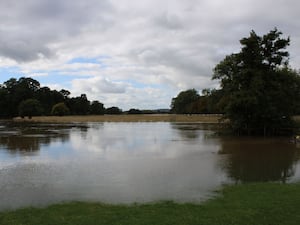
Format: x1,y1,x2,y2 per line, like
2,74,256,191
67,55,110,69
38,72,72,87
68,57,100,64
37,71,94,90
0,66,24,83
0,64,94,87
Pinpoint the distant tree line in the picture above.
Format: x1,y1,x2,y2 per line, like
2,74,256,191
0,77,170,118
170,88,224,114
171,28,300,135
0,77,124,118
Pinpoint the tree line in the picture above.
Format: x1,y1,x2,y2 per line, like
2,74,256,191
0,77,167,118
0,77,124,118
171,28,300,135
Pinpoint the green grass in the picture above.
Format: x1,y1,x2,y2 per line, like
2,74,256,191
0,183,300,225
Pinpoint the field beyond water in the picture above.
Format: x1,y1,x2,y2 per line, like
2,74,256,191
13,114,300,124
0,183,299,225
13,114,222,123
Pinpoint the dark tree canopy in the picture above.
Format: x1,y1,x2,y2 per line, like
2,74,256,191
170,88,225,114
18,99,43,118
67,94,90,115
90,101,105,115
213,28,300,135
0,77,107,118
171,89,200,114
127,108,142,114
106,106,122,115
3,77,41,116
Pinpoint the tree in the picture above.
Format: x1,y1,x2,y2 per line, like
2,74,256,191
213,28,300,135
127,108,142,114
171,89,200,114
59,89,71,99
18,99,43,119
67,94,90,115
90,101,105,115
0,77,109,117
18,77,40,92
2,77,41,116
51,102,70,116
106,106,122,115
0,87,9,117
36,87,66,115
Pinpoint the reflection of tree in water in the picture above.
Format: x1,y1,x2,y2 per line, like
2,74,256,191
0,123,71,155
219,138,300,183
171,123,217,140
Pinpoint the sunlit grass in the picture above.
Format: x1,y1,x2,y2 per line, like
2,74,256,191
0,182,299,225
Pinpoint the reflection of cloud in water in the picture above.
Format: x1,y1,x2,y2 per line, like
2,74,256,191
70,123,219,159
0,122,226,209
1,122,300,210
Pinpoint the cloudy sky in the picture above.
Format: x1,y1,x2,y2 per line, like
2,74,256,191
0,0,299,110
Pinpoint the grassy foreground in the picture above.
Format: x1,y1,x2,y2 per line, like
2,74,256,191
13,114,222,123
1,183,300,225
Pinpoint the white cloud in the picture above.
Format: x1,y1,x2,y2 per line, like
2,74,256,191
72,77,127,95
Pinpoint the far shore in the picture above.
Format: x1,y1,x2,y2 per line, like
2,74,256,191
13,114,223,123
11,114,300,123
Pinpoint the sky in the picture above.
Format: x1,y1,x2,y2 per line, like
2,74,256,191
0,0,299,110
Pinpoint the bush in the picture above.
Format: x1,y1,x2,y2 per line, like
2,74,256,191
51,102,70,116
127,108,142,114
105,106,122,115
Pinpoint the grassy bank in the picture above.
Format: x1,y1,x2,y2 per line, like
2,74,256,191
1,183,299,225
13,114,222,123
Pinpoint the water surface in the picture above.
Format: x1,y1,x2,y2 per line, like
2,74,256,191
0,122,299,210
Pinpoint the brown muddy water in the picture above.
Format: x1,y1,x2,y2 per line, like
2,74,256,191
0,122,299,210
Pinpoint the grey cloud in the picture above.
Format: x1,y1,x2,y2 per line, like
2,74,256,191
132,43,215,80
0,37,54,62
72,77,127,96
0,0,114,62
97,79,126,94
154,12,184,30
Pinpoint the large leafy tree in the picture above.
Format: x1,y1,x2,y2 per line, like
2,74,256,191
90,101,105,115
170,89,200,114
0,77,107,118
105,106,122,115
4,77,41,116
18,99,43,119
67,94,90,115
213,28,300,135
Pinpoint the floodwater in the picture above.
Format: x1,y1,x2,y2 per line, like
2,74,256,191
0,122,299,210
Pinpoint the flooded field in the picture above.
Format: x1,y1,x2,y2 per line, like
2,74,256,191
0,122,299,210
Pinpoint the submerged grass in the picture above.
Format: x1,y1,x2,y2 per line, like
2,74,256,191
0,182,300,225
